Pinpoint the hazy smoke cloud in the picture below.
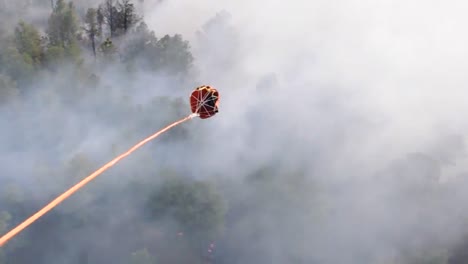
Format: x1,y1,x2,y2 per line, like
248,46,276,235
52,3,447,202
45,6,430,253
143,0,468,263
2,0,468,263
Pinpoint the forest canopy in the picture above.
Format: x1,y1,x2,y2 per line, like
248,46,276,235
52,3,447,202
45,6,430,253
0,1,223,263
1,1,468,264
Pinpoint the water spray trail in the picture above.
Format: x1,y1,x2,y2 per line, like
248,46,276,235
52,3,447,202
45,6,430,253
0,114,197,247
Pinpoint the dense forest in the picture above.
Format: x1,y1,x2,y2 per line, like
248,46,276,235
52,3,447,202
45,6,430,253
1,0,468,264
0,0,224,263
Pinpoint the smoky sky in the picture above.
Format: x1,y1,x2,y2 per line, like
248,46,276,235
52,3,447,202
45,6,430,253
2,0,468,263
142,1,468,263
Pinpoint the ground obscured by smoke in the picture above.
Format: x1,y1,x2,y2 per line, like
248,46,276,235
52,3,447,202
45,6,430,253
2,0,468,263
156,1,468,263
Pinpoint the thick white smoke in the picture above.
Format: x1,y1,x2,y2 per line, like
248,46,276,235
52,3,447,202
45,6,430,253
2,0,468,263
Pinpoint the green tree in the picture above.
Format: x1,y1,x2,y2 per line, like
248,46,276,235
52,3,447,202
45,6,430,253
122,29,193,75
43,45,66,70
0,46,35,85
99,0,141,38
147,175,226,262
97,6,104,38
83,8,101,59
121,22,157,68
0,21,42,86
99,37,118,63
99,0,119,38
147,175,226,243
116,0,140,34
46,0,81,63
156,34,193,75
14,21,43,67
